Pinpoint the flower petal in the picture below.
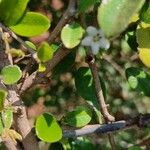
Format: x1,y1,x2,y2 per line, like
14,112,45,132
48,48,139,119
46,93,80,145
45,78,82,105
86,26,98,36
81,36,92,46
98,30,104,38
91,42,100,54
99,38,110,50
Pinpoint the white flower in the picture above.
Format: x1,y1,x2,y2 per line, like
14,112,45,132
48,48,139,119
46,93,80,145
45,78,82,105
81,26,110,54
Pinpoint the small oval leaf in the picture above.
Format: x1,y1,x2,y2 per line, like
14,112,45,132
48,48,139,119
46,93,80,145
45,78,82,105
35,113,62,143
61,23,84,49
37,42,54,62
126,67,150,97
1,65,22,85
0,0,29,26
98,0,145,37
2,107,13,129
64,106,92,127
10,12,50,37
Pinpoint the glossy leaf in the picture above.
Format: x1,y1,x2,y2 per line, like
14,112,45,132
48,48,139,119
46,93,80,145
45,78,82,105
0,0,29,25
0,90,7,112
37,42,54,62
10,12,50,37
126,67,150,97
35,113,62,143
75,67,102,123
2,107,13,129
61,23,84,49
98,0,145,37
64,106,92,127
1,65,22,85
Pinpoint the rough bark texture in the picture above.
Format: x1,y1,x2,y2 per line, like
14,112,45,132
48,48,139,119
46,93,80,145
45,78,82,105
0,32,39,150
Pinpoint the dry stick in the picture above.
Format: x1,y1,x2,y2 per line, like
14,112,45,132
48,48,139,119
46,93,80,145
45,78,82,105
2,137,18,150
0,30,39,150
63,113,150,138
80,11,116,148
48,0,76,44
19,47,71,93
0,22,35,55
86,51,116,150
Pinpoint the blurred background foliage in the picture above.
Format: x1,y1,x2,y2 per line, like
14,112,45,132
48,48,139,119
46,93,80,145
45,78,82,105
8,0,150,149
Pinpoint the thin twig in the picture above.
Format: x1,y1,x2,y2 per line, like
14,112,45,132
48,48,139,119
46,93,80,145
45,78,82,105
103,55,124,77
19,47,71,93
48,0,76,44
80,13,116,149
86,51,115,122
63,113,150,138
0,22,35,55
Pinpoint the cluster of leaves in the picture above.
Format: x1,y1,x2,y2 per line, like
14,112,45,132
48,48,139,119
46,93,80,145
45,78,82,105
0,0,150,149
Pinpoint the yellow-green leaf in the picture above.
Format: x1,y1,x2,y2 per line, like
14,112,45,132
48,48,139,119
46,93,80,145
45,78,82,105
37,42,54,62
36,113,62,143
10,12,50,37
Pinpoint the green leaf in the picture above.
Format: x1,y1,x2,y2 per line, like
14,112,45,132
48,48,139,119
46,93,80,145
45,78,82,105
63,106,92,127
10,12,50,37
0,90,7,112
0,0,29,26
136,22,150,49
71,137,96,150
25,41,37,50
35,113,62,143
78,0,99,13
126,67,150,97
98,0,145,37
37,42,54,62
140,1,150,23
2,107,13,129
61,23,84,49
1,65,22,85
38,63,46,72
74,67,102,123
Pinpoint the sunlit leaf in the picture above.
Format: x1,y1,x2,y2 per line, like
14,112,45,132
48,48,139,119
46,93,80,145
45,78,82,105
37,42,54,62
36,113,62,143
61,23,84,49
64,106,92,127
98,0,145,37
10,12,50,37
1,65,22,85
